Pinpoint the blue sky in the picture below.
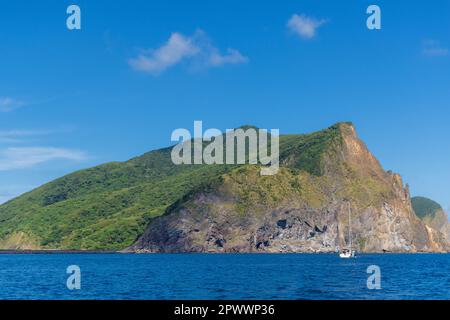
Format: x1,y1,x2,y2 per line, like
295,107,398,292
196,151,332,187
0,0,449,209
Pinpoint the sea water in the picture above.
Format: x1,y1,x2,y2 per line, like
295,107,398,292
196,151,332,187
0,253,448,300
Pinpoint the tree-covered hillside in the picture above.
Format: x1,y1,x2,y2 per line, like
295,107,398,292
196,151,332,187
412,196,443,219
0,123,346,250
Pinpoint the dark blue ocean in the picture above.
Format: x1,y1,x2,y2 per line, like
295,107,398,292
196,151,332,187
0,254,449,300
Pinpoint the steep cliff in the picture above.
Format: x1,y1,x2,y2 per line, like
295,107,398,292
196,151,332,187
130,123,450,253
1,122,448,252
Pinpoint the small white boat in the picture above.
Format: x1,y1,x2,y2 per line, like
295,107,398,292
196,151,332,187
339,201,356,258
339,248,356,258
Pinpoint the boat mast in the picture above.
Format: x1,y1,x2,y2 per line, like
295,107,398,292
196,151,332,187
348,202,352,250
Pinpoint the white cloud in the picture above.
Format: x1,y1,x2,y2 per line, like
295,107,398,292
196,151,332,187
0,147,87,171
129,33,199,74
0,97,24,112
129,30,248,75
287,13,327,39
207,48,248,67
0,129,52,143
422,39,448,57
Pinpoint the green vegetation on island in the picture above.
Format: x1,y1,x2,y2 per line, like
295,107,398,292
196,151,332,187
1,122,447,253
411,196,443,219
0,123,347,250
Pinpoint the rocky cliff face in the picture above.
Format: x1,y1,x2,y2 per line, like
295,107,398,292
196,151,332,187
130,123,450,253
420,209,450,244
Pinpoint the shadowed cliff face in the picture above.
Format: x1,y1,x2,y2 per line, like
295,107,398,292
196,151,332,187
130,123,450,253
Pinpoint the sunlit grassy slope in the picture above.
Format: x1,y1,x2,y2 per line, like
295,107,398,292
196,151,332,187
0,123,346,250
